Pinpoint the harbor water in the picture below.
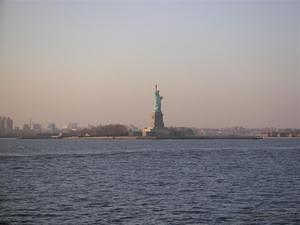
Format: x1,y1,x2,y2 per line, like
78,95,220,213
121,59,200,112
0,139,299,224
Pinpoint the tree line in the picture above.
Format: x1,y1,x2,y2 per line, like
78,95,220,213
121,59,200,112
79,124,131,137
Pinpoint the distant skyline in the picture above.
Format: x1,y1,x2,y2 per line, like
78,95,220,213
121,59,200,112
0,0,299,128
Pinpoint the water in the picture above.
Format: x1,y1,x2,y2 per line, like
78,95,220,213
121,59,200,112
0,139,299,225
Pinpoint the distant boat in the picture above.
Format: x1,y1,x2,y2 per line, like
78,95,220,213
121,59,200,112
51,132,63,139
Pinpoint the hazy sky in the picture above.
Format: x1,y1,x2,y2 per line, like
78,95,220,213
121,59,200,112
0,0,299,128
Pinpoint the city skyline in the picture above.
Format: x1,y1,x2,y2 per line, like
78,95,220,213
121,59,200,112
1,1,299,129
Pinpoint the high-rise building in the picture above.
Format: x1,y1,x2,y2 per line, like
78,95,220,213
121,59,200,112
0,117,4,135
6,117,13,133
0,116,13,135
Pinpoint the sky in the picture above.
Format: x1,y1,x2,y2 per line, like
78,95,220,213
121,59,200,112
0,0,299,129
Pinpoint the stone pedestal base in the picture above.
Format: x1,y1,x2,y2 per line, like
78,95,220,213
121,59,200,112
143,111,169,137
142,127,170,137
152,111,165,129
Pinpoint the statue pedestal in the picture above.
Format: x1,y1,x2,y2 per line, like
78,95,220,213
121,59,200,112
142,127,170,137
143,111,169,137
152,111,165,129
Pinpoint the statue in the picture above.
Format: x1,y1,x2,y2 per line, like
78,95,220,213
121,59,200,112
154,84,163,112
142,84,169,136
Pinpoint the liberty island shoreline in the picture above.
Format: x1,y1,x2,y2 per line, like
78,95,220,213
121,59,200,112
16,135,263,140
5,135,300,140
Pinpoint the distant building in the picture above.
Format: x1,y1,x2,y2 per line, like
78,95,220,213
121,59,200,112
48,123,57,133
0,117,4,135
14,126,20,136
168,127,196,136
0,116,13,135
61,122,79,133
23,124,31,132
32,123,42,133
87,124,95,129
67,123,79,131
259,129,300,138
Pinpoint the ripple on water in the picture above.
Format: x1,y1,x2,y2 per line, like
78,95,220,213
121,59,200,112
0,139,300,224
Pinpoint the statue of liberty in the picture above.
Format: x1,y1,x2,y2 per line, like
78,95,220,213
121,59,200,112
154,84,163,112
142,84,168,135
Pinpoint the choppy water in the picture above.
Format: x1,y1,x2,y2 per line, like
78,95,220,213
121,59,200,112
0,138,299,225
